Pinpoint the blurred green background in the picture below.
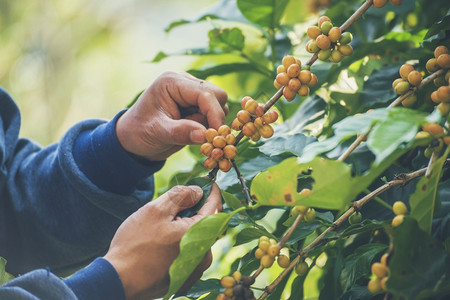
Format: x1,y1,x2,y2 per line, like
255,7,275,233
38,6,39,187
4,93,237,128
0,0,220,191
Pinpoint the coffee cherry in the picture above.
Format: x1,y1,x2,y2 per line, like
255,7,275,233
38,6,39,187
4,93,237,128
392,215,404,227
213,135,227,148
329,50,342,63
318,49,332,61
316,34,331,50
242,122,256,137
259,239,270,252
426,58,440,73
424,146,433,158
262,111,279,124
393,201,407,215
240,96,252,109
389,0,402,5
232,271,242,282
401,94,417,107
267,244,281,257
295,261,308,275
300,188,312,196
308,40,320,53
255,248,264,259
308,73,318,86
392,78,403,89
210,148,224,160
318,16,331,28
221,276,235,288
307,26,322,39
295,205,309,214
437,102,450,116
259,124,274,138
407,70,422,86
216,293,227,300
443,136,450,145
327,27,341,43
288,78,302,92
299,70,312,84
232,118,243,131
371,262,389,278
437,54,450,69
241,276,255,287
320,21,333,34
204,157,217,169
200,143,214,157
304,208,316,222
255,105,265,117
261,254,274,268
276,72,290,86
437,86,450,102
339,32,353,45
277,65,286,74
298,85,310,97
367,278,382,293
287,64,301,78
218,125,231,137
338,44,353,56
399,64,414,80
394,81,410,95
373,0,387,8
223,145,237,159
434,76,447,87
237,110,251,124
283,87,297,101
219,159,232,172
431,91,440,103
434,45,448,58
380,276,388,292
225,134,236,145
254,117,264,128
274,79,282,89
251,131,261,142
224,288,233,297
245,99,259,114
423,123,444,136
233,284,245,297
205,128,218,142
349,212,362,224
282,55,296,69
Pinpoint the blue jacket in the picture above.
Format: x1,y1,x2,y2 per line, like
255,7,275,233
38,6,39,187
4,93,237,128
0,88,164,299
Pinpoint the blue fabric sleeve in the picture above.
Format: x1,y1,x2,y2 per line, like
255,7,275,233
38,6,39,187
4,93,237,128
73,110,165,195
64,257,126,300
0,87,161,279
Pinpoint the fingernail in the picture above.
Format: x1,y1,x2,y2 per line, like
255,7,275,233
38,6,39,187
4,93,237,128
188,185,203,197
190,129,205,144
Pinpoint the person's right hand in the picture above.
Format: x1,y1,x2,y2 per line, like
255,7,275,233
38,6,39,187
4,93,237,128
104,183,222,299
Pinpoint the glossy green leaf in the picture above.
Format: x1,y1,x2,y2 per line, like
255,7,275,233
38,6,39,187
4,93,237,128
259,132,316,157
387,217,450,300
208,27,245,52
0,257,14,285
237,0,289,29
410,146,450,233
164,211,240,300
177,177,213,218
221,190,244,210
179,278,221,299
424,15,450,39
235,227,273,246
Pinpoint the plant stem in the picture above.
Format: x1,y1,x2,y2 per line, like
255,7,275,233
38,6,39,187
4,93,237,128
231,159,253,204
257,163,443,299
338,68,445,162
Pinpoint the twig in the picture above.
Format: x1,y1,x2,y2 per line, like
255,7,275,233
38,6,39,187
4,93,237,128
263,86,285,113
338,68,445,162
231,159,252,205
340,0,374,33
257,162,444,299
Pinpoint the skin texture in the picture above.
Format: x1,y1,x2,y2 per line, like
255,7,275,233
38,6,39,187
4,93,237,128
116,71,228,161
104,184,223,299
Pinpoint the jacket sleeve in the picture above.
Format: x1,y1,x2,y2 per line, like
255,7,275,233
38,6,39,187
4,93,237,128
0,88,164,277
0,258,126,300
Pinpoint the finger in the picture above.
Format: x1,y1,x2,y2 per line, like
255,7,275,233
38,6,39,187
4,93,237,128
160,117,207,145
152,185,203,217
193,183,222,220
179,72,228,107
185,113,208,128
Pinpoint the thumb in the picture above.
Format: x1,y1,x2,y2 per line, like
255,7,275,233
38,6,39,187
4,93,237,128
163,118,206,145
152,185,204,217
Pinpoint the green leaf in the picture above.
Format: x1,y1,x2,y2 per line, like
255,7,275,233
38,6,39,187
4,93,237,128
221,190,244,210
188,62,266,79
235,227,273,246
387,217,450,300
0,257,14,285
178,278,221,299
208,28,245,52
259,132,316,157
165,14,220,33
237,0,289,29
177,177,213,218
164,210,241,300
340,243,388,292
424,15,450,39
410,146,450,233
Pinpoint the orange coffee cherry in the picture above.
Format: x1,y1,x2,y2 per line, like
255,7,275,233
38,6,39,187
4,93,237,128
274,79,282,89
220,276,235,288
299,70,312,84
231,118,243,131
307,73,318,86
316,34,331,50
259,124,274,138
204,157,217,169
225,134,236,145
210,148,224,161
260,255,274,268
371,262,389,278
200,143,214,157
218,125,231,137
213,135,227,148
223,145,237,159
237,110,251,124
276,65,286,74
434,45,449,58
262,111,278,124
283,87,297,101
205,128,218,142
437,86,450,102
298,85,310,96
240,96,252,109
245,99,259,114
307,26,322,39
407,70,422,86
288,78,302,91
328,27,341,43
426,58,440,73
276,72,290,86
255,105,265,117
218,159,232,172
318,16,331,28
254,117,264,128
373,0,387,8
437,54,450,69
282,55,296,69
242,122,257,137
423,123,444,136
287,63,301,78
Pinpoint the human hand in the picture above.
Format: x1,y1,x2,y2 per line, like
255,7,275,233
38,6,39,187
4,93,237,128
104,183,222,299
116,72,228,161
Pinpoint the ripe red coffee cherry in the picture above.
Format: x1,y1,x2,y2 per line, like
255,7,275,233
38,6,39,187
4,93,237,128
200,143,214,157
373,0,387,8
223,145,237,159
218,159,232,172
218,125,231,137
205,128,218,142
210,148,224,160
237,110,251,124
213,135,227,148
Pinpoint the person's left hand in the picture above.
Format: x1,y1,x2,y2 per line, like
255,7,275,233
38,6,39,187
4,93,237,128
116,72,228,161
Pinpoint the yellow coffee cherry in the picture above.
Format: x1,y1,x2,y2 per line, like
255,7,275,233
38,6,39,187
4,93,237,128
392,215,404,227
261,254,274,268
232,271,242,282
371,262,389,278
392,201,407,216
255,248,264,259
259,240,270,252
267,244,281,258
220,276,235,288
367,278,382,293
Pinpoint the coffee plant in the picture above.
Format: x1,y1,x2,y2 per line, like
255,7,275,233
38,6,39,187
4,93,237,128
1,1,449,299
150,0,450,299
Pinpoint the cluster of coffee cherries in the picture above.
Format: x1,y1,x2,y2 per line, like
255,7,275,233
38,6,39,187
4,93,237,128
254,236,282,268
428,46,450,116
290,189,317,222
201,125,237,172
274,55,318,101
217,271,256,300
392,63,423,107
417,122,449,159
232,96,279,141
373,0,402,8
367,253,390,294
391,201,407,227
305,16,353,63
